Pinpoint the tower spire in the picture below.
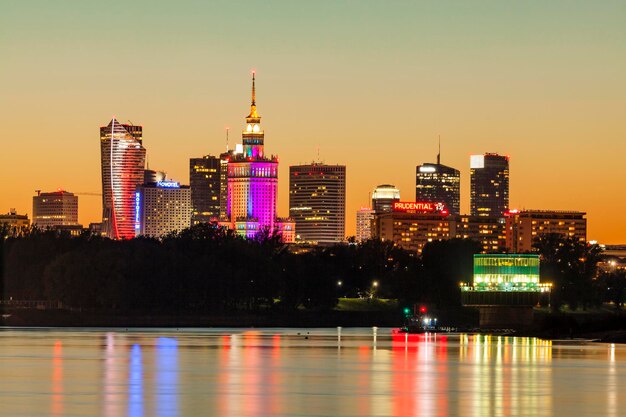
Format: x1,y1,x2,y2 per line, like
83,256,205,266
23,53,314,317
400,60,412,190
251,71,256,106
437,135,441,165
247,70,259,119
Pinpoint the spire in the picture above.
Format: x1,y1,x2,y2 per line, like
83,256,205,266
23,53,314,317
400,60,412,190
251,71,256,106
247,70,259,119
437,135,441,165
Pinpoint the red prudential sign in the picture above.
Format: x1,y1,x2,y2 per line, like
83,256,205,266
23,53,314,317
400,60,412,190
393,201,448,215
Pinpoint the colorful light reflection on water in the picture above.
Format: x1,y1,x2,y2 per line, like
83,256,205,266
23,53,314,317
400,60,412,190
0,329,624,417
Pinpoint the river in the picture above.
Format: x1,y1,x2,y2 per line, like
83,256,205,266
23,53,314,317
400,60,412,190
0,328,624,416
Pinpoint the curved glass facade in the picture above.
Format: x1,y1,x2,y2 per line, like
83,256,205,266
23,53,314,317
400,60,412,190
100,119,146,239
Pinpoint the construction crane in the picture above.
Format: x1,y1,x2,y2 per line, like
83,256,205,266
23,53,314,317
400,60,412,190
74,192,102,197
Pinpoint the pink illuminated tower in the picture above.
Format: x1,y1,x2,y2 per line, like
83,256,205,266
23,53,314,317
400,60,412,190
225,73,294,240
100,118,146,239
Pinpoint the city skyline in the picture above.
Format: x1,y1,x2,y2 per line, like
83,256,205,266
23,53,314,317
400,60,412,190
2,1,625,243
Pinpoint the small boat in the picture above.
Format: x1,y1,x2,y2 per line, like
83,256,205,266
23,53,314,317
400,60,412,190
398,305,438,333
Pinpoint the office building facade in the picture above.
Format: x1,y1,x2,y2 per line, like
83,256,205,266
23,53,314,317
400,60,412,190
470,153,509,217
289,163,346,244
135,180,192,237
457,215,507,253
189,155,221,224
372,201,454,254
100,119,146,239
32,189,79,228
505,210,587,252
356,207,375,242
416,160,461,215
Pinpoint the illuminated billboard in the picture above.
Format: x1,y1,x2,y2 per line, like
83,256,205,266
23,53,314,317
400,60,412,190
392,201,448,215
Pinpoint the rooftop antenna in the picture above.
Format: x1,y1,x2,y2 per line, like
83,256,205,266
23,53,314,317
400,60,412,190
317,144,320,163
146,154,150,170
225,127,230,151
437,135,441,165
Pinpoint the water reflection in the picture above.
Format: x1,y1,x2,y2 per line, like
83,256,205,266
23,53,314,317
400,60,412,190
1,329,624,417
156,337,178,417
51,340,63,417
128,344,143,417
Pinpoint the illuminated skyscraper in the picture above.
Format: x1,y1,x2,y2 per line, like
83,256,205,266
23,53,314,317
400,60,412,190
356,207,374,242
100,119,146,239
32,189,78,228
226,73,281,238
135,179,192,237
289,163,346,244
189,155,221,224
470,153,509,217
371,184,400,214
416,152,460,215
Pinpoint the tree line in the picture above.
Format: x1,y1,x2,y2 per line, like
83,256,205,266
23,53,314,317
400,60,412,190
1,224,623,313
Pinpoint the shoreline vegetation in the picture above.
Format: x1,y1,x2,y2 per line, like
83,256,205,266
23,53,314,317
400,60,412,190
1,224,625,341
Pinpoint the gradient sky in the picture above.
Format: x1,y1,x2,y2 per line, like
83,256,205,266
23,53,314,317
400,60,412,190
1,1,625,242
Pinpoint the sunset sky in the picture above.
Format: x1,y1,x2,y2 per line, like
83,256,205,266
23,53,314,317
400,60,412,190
1,1,625,242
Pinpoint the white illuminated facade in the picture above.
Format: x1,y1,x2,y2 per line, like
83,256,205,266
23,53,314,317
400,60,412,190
135,181,192,237
371,184,400,214
356,207,374,242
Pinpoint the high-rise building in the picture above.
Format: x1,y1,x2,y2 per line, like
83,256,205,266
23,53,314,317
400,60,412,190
470,153,509,217
289,163,346,244
32,189,79,228
219,150,234,221
100,119,146,239
356,207,374,242
135,179,192,237
225,73,295,240
189,155,221,224
371,184,400,214
416,153,461,215
505,210,587,253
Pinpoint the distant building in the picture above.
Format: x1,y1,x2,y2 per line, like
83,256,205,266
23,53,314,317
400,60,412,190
372,201,454,254
135,180,192,237
505,210,587,252
372,184,400,214
470,153,509,217
189,155,221,224
356,207,375,242
0,209,30,228
88,222,102,235
219,150,235,221
457,215,507,253
100,119,146,239
289,163,346,244
416,153,461,215
32,189,79,229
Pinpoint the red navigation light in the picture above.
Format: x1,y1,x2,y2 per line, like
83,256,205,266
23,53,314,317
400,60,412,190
419,306,427,314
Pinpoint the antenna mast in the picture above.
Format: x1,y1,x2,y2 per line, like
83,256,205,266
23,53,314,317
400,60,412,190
437,135,441,165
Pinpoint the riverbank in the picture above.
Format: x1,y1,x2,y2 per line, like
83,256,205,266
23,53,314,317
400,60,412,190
3,306,625,342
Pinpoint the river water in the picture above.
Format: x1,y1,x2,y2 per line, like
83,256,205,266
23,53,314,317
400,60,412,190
0,328,624,417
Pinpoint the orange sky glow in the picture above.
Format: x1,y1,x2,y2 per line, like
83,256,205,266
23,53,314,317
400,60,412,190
1,1,625,243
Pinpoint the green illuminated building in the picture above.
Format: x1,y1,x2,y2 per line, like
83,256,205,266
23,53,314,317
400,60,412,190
461,254,551,328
